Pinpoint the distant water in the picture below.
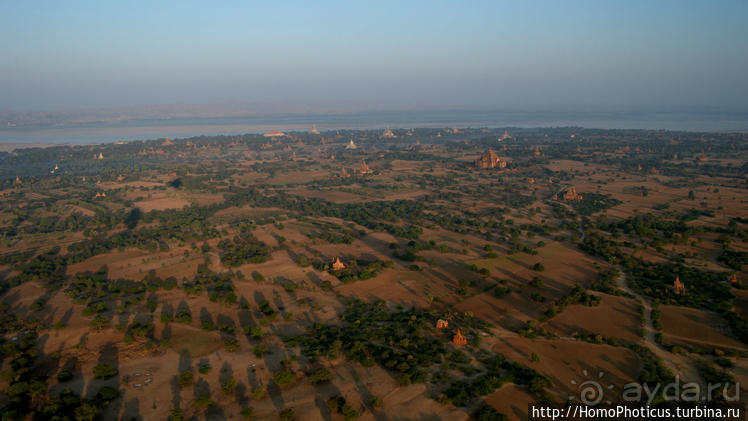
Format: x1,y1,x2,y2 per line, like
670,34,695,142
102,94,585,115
1,109,747,146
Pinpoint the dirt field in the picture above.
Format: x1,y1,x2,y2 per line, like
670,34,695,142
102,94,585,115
660,305,745,352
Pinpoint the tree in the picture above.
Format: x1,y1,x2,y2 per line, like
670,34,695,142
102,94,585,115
57,369,73,382
178,370,194,387
279,408,295,421
75,403,101,421
308,367,333,385
96,386,120,402
221,379,237,395
93,363,118,379
240,406,254,420
273,368,296,387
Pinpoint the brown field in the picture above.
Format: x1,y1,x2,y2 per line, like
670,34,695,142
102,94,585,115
491,337,641,404
134,197,191,211
545,292,642,343
660,305,745,352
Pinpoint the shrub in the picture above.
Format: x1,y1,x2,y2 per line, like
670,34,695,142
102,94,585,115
195,395,213,408
279,408,295,421
178,370,194,387
273,368,296,387
57,369,73,382
308,367,333,385
252,386,266,400
96,386,120,402
93,363,118,379
240,406,254,420
221,379,237,395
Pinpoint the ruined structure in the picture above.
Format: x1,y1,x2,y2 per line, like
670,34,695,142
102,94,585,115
673,276,686,296
475,149,507,169
436,319,449,329
453,329,467,345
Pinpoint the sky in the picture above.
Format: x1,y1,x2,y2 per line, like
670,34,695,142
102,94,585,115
1,0,747,112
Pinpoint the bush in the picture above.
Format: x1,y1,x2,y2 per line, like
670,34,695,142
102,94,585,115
57,369,73,382
273,368,296,387
252,386,266,400
279,408,295,421
195,395,213,408
221,379,237,395
253,343,269,358
532,263,545,272
93,363,118,379
240,406,254,420
474,404,508,421
96,386,120,402
308,367,334,385
178,370,194,387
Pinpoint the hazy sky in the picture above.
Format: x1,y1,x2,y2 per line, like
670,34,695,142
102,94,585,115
2,0,747,112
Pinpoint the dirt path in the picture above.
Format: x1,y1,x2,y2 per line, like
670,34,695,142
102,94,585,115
615,272,702,383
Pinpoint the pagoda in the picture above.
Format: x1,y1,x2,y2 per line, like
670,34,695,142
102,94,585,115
345,139,357,149
453,329,467,345
673,276,686,296
359,159,374,175
310,125,321,135
331,257,346,271
381,128,396,139
436,319,449,329
556,187,583,202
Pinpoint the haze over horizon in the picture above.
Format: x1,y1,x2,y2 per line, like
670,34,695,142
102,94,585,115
2,0,748,113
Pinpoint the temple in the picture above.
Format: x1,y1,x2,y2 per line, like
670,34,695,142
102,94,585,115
499,130,512,141
263,130,286,138
359,159,374,175
436,319,449,329
556,187,583,202
453,329,467,345
381,128,396,139
475,149,507,169
345,139,357,149
310,125,321,135
331,257,346,271
673,276,686,296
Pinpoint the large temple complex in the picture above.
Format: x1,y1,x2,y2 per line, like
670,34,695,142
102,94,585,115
475,149,507,169
556,187,583,202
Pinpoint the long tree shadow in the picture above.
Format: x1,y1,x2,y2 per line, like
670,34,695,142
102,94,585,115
200,307,215,330
120,397,141,421
95,342,123,419
171,351,193,411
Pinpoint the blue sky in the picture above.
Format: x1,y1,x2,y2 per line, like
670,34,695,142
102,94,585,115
1,0,747,111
